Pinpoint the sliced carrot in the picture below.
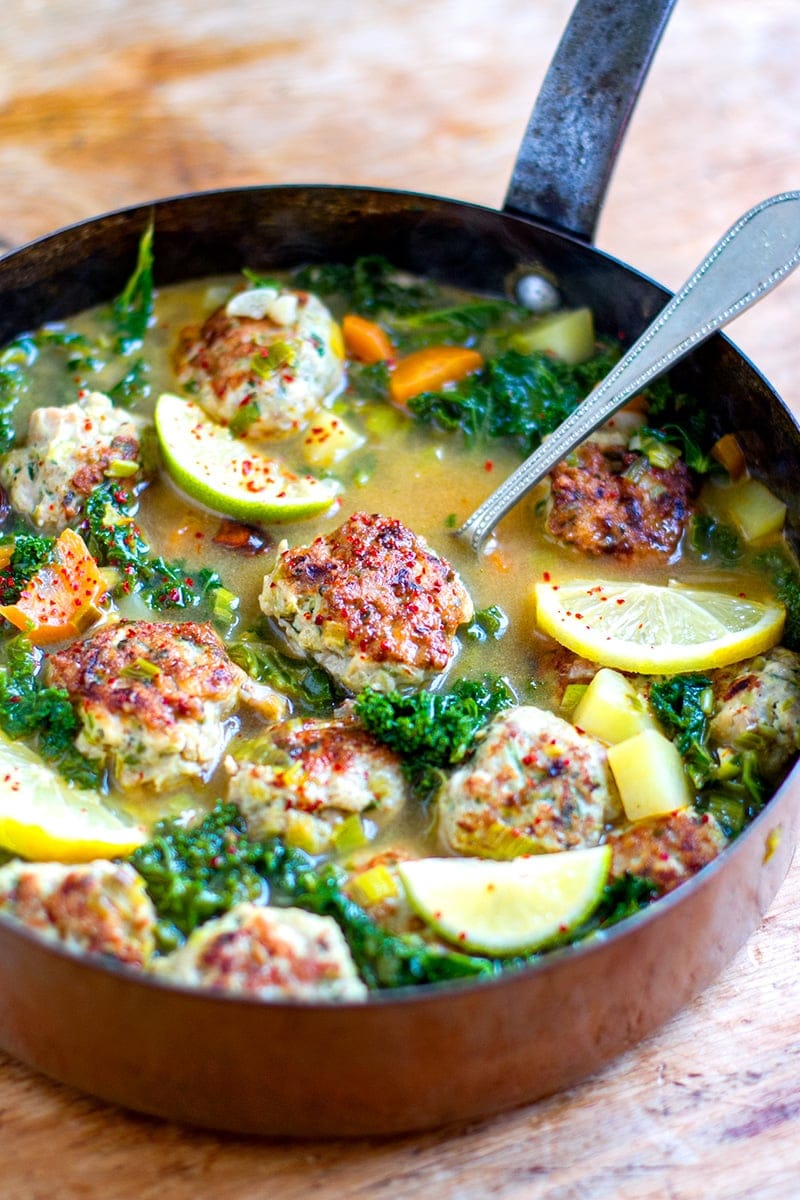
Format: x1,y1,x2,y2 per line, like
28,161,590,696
342,313,396,364
711,432,747,481
0,528,104,645
389,345,484,406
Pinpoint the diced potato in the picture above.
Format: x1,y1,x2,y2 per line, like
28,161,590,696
301,410,364,468
717,477,787,541
509,307,595,365
573,668,660,744
607,729,691,821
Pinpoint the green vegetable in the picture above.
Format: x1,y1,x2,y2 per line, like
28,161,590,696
82,481,224,614
107,358,151,408
649,674,716,789
347,360,391,401
637,423,714,474
354,675,515,796
388,299,526,350
407,344,621,456
110,221,155,353
649,672,769,831
752,545,800,652
689,513,744,566
131,803,493,985
0,330,102,453
0,534,55,606
292,255,437,315
465,605,509,642
130,802,268,951
228,629,338,715
0,637,103,788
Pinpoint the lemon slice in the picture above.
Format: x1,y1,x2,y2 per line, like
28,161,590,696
534,579,785,674
155,392,340,523
397,846,611,956
0,736,147,862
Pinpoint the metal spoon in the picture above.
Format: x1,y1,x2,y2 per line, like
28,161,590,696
455,191,800,552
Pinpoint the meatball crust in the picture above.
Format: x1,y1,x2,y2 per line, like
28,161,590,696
709,647,800,779
0,859,156,966
259,511,474,693
546,440,695,558
226,714,407,854
45,619,284,791
155,903,367,1001
607,808,728,895
175,287,344,440
438,705,620,858
0,390,146,530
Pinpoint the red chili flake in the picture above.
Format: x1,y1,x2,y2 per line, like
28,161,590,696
543,571,551,582
616,597,625,605
484,460,494,472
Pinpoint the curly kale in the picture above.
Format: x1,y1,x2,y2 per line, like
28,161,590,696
131,803,494,985
0,637,103,788
291,254,437,315
649,672,768,836
354,675,515,796
109,221,154,353
407,344,621,456
0,534,55,606
82,481,224,614
228,628,338,715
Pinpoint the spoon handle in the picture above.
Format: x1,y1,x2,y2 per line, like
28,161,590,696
456,190,800,552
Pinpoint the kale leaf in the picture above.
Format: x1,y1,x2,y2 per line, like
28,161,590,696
649,674,716,789
0,637,103,788
82,482,224,614
131,802,494,985
110,221,155,353
292,254,437,315
354,675,515,796
0,534,55,606
228,629,338,715
407,344,620,455
752,545,800,652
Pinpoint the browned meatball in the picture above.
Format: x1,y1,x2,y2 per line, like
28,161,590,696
226,713,407,854
709,647,800,779
175,287,343,439
0,860,156,966
607,808,727,895
155,903,367,1001
546,441,695,558
45,619,285,791
259,511,474,692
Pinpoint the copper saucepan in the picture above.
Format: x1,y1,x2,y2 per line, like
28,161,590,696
0,0,798,1137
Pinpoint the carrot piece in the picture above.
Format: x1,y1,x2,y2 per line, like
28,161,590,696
711,432,747,480
389,345,484,406
0,528,104,645
342,313,396,364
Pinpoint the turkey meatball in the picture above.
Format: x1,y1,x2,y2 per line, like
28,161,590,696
709,646,800,779
154,903,367,1001
0,390,146,530
45,619,286,792
438,705,620,858
259,511,474,693
175,286,344,439
607,808,728,895
0,859,156,966
226,713,407,854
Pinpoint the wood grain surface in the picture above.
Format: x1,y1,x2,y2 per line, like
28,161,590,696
2,2,800,1196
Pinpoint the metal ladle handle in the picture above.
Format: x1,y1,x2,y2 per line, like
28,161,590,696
456,191,800,552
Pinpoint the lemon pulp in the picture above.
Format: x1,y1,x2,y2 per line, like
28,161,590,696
534,579,785,674
397,846,611,956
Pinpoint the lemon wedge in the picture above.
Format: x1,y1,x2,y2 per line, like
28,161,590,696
155,392,340,523
0,735,147,862
397,846,611,956
534,579,785,674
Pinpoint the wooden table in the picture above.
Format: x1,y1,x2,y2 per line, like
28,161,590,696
2,2,800,1195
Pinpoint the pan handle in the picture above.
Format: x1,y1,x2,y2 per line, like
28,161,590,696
504,0,677,242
